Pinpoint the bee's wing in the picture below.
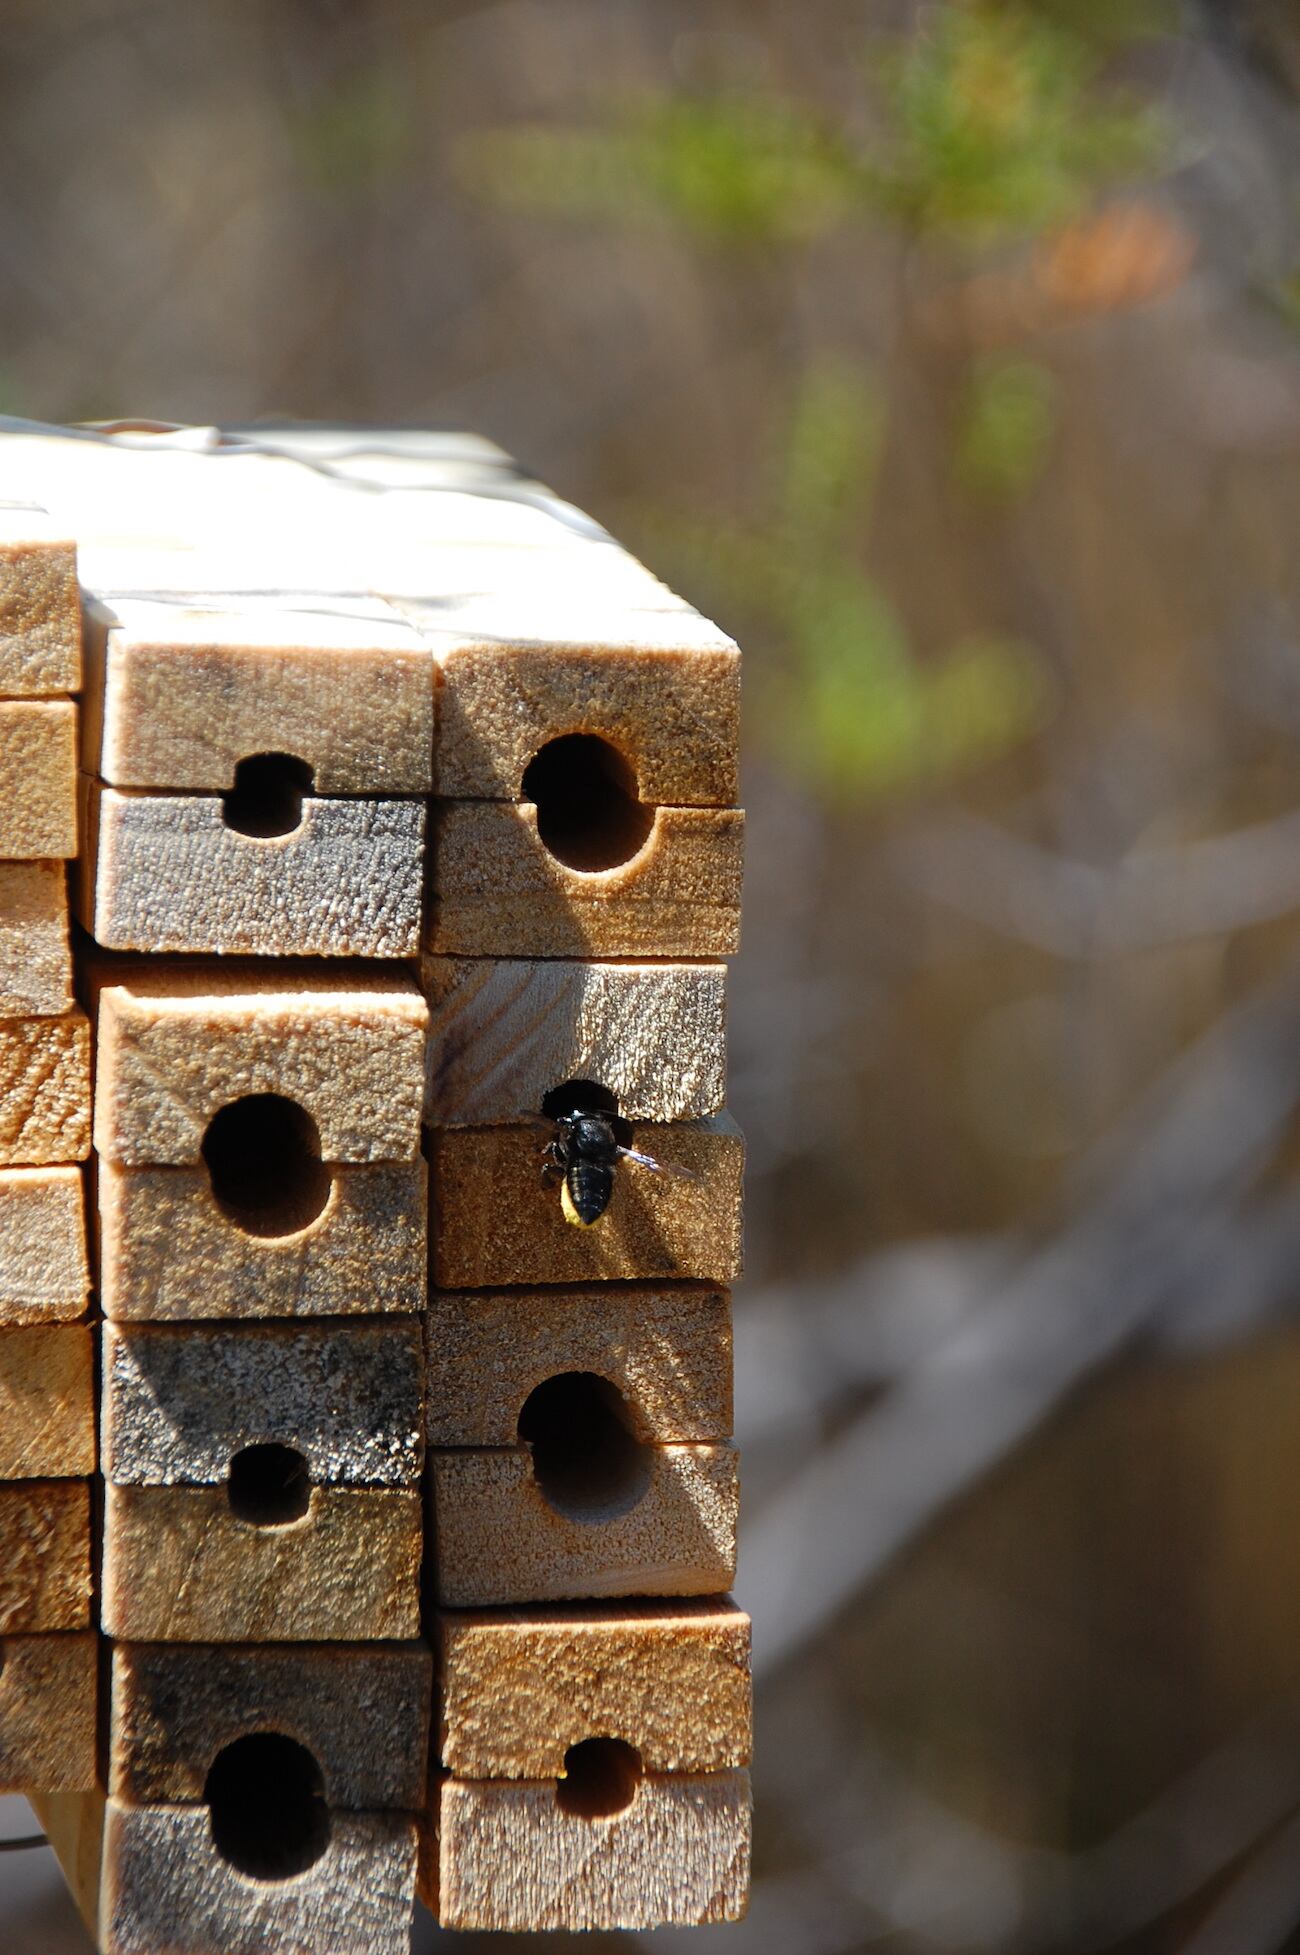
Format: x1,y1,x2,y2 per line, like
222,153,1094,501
616,1146,698,1183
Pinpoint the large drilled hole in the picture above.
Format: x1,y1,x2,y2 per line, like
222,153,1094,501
522,734,654,872
201,1095,331,1237
556,1737,643,1819
205,1733,330,1880
222,753,314,839
518,1372,652,1521
540,1079,633,1147
227,1444,311,1528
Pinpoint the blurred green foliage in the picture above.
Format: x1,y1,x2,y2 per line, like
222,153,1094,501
956,357,1059,501
289,71,414,196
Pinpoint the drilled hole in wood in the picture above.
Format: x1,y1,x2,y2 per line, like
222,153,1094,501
556,1737,643,1819
522,734,653,872
222,753,314,839
205,1732,330,1879
201,1095,331,1238
518,1372,652,1521
227,1444,311,1527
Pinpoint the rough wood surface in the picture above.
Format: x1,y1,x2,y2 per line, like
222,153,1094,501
99,1158,425,1321
0,507,82,695
93,966,427,1165
0,1324,94,1478
426,1285,732,1446
34,1791,419,1955
427,801,742,958
429,1114,743,1289
0,860,72,1015
103,1319,424,1486
436,1601,751,1779
429,1445,738,1606
0,1166,89,1322
80,783,424,957
110,1640,431,1809
103,1484,422,1641
0,1480,92,1631
422,957,727,1126
0,700,77,858
0,1011,91,1164
425,1771,751,1930
0,1631,97,1793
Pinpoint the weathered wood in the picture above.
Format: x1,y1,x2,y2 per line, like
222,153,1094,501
0,507,82,695
436,1600,751,1779
79,782,424,957
422,957,727,1126
0,1166,89,1323
424,1770,752,1930
429,1114,743,1289
99,1157,425,1321
0,1325,94,1477
0,700,77,857
429,1445,738,1606
93,965,427,1165
426,1285,732,1446
427,801,743,958
0,1480,92,1631
0,860,72,1015
0,1011,91,1164
103,1319,424,1487
103,1484,422,1641
110,1641,431,1809
0,1631,97,1793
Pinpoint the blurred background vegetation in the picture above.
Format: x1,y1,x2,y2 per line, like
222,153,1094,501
9,0,1300,1949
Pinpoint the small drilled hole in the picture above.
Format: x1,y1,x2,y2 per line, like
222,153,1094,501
222,753,314,839
522,734,654,872
518,1372,652,1521
201,1095,331,1238
205,1733,329,1880
227,1444,311,1527
557,1737,643,1819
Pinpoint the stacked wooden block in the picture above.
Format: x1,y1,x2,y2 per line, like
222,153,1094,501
0,421,750,1948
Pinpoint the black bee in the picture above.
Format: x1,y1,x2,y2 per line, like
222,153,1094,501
539,1095,689,1227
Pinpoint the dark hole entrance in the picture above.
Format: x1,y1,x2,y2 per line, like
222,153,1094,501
222,753,314,839
556,1737,643,1819
518,1372,652,1521
227,1444,311,1528
522,734,654,872
205,1732,330,1880
201,1095,331,1238
540,1079,632,1148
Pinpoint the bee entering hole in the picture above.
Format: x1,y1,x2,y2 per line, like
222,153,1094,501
522,734,654,872
201,1095,331,1238
204,1732,330,1880
222,753,314,839
227,1443,311,1528
518,1372,652,1521
556,1737,643,1819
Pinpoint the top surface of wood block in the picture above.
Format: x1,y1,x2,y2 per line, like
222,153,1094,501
0,503,82,694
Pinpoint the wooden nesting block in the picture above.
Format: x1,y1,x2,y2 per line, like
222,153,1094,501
425,1771,752,1930
0,1631,97,1792
103,1320,424,1488
428,801,743,958
79,783,424,957
0,860,72,1015
0,507,82,695
436,1601,751,1779
34,1792,418,1955
0,1325,94,1477
0,1480,92,1631
0,700,77,857
0,1166,89,1323
110,1641,431,1809
99,1158,425,1321
82,599,433,791
427,1285,732,1447
0,1011,90,1164
430,1114,742,1288
422,957,726,1126
429,1446,738,1606
93,966,427,1165
102,1484,422,1641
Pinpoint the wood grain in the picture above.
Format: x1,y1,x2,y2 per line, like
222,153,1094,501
0,700,77,857
0,1325,94,1477
0,860,72,1015
0,1012,91,1164
0,1167,89,1323
0,1631,97,1793
0,508,82,695
0,1480,92,1631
